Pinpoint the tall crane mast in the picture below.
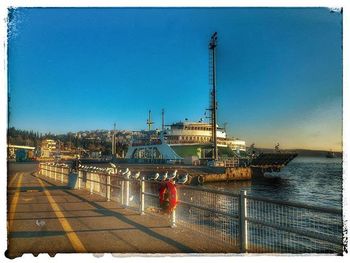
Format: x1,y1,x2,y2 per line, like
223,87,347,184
209,32,218,161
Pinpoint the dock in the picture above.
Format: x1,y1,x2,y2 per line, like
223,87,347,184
7,163,234,258
7,162,342,257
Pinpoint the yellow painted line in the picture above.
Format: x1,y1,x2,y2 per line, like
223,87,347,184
8,172,19,187
37,177,87,252
8,173,23,231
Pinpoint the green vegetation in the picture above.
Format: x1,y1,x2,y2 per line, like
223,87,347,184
7,127,121,156
7,127,41,147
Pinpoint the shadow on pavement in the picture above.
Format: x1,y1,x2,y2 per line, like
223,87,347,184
35,174,196,253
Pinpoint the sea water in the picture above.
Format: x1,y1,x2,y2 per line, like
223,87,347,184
207,156,343,208
202,156,343,252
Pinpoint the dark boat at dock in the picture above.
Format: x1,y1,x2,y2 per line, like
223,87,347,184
326,151,336,158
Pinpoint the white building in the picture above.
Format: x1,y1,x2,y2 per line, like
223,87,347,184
40,139,57,158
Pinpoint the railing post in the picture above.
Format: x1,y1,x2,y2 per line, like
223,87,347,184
90,172,94,194
78,170,81,189
54,166,57,181
121,180,124,206
239,190,248,253
140,177,145,215
61,167,64,183
97,173,100,194
49,165,51,178
106,174,111,201
126,178,130,207
171,209,176,228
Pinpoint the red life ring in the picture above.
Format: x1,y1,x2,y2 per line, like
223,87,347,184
159,181,178,213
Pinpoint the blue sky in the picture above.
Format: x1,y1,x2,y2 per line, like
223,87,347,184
8,8,342,151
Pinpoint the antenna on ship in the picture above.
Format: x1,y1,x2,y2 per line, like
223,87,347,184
209,32,218,161
147,110,154,131
112,123,116,157
223,122,228,134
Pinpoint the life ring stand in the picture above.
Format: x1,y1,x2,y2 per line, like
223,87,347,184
159,181,178,214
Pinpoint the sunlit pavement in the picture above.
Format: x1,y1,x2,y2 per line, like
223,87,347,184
7,162,235,258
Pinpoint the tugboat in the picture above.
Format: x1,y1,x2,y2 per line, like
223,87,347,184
326,150,336,158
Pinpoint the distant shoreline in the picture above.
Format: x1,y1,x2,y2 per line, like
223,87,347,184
257,148,342,158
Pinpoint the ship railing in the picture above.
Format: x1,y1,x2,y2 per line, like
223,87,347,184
38,162,343,254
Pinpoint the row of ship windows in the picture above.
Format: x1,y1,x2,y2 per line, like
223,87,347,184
176,126,212,131
167,135,211,141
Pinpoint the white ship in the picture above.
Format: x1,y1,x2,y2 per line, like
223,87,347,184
125,120,246,162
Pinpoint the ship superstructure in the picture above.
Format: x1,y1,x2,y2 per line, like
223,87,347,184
125,120,246,162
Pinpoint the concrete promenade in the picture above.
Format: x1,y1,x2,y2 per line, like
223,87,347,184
7,163,234,257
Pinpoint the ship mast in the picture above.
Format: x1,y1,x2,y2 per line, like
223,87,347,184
209,32,218,161
112,123,116,156
146,110,154,131
161,109,165,131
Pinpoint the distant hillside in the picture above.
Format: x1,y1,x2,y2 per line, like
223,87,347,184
256,148,342,158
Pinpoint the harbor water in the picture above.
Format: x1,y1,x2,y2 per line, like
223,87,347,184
196,156,343,252
205,156,343,209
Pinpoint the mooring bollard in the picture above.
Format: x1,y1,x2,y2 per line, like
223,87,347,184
239,190,248,253
106,175,111,201
140,177,145,215
171,209,176,228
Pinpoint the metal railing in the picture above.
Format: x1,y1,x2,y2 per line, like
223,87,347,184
38,162,343,254
39,162,70,183
244,193,343,253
